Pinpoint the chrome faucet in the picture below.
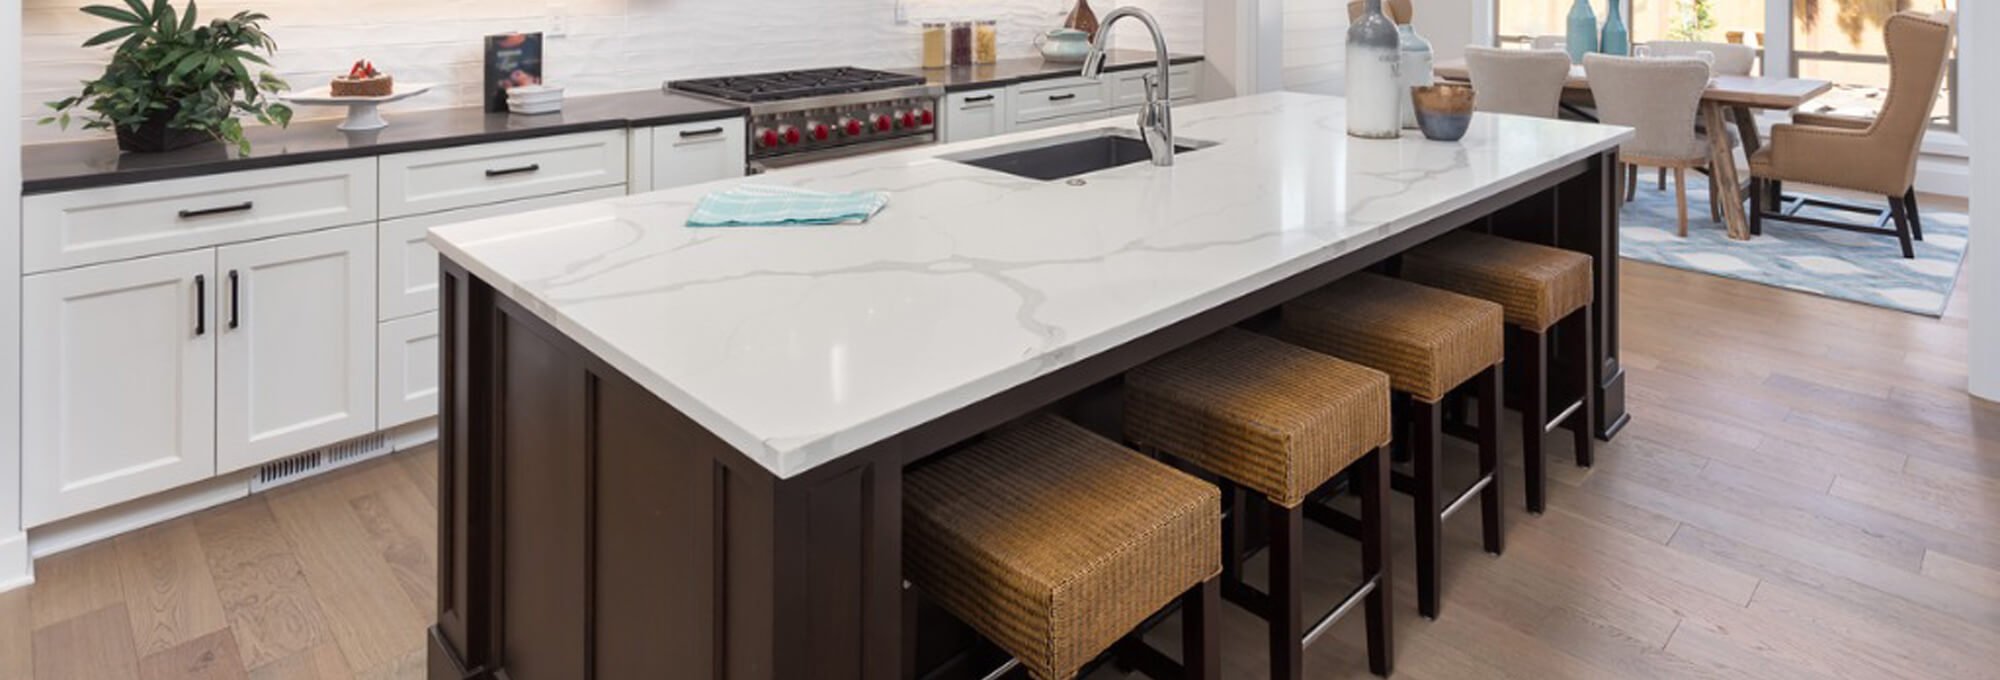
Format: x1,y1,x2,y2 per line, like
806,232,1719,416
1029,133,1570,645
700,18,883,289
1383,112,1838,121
1081,7,1174,166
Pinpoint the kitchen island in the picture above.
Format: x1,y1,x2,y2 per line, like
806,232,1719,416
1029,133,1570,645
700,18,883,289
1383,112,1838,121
424,92,1632,680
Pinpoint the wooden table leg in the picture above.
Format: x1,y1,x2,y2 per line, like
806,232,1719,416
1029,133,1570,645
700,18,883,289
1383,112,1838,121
1703,102,1751,240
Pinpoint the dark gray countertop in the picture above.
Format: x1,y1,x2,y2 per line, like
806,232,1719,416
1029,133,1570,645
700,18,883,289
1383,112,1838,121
21,52,1205,195
21,89,746,195
894,51,1204,93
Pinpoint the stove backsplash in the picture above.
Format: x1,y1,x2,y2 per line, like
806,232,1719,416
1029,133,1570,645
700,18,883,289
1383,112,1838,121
18,0,1203,143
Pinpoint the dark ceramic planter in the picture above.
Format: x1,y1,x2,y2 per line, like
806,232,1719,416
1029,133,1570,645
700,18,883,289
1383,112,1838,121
115,106,214,153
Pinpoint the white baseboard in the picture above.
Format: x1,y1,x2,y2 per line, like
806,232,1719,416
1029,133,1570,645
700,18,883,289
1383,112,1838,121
0,532,30,592
23,418,440,563
1917,156,1970,198
30,473,251,559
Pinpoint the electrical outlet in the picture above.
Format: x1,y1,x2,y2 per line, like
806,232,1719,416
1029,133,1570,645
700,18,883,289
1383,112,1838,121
549,3,569,37
894,0,908,25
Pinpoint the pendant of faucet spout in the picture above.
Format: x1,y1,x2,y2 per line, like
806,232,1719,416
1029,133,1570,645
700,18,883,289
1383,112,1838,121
1080,7,1175,166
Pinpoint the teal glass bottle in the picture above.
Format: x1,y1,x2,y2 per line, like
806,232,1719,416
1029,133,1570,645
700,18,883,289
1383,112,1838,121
1600,0,1630,56
1565,0,1599,63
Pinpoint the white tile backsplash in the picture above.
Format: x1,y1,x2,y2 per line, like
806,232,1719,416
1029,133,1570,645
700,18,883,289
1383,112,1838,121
19,0,1203,144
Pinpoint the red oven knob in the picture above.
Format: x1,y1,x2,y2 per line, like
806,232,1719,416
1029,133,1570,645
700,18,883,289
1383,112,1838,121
874,114,894,132
918,108,935,126
807,121,831,141
841,117,865,136
756,127,780,148
900,110,918,129
778,125,801,145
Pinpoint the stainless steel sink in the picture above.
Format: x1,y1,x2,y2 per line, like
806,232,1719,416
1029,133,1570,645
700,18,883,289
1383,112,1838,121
942,129,1217,181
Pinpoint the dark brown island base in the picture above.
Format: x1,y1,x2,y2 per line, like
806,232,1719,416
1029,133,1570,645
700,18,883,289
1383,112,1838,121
422,93,1629,679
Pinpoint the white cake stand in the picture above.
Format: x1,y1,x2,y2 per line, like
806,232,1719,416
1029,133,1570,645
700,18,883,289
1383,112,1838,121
282,83,433,131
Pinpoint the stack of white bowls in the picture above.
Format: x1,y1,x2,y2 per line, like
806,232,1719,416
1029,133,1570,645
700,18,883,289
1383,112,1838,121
508,85,565,115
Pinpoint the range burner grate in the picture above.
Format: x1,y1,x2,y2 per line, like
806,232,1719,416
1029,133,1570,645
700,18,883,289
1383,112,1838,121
669,67,927,103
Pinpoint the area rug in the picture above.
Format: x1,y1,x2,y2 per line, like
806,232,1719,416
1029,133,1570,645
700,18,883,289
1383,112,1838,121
1616,173,1968,316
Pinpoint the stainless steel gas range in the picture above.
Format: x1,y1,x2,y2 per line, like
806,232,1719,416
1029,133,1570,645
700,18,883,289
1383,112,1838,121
667,67,941,171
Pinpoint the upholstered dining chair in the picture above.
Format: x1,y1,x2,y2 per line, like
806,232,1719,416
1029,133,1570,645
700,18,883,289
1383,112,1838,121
1347,0,1413,23
1747,11,1955,259
1584,53,1719,237
1641,40,1758,76
1464,47,1572,118
1633,41,1755,204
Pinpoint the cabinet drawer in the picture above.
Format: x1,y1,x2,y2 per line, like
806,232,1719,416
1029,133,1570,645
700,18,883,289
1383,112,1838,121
636,118,747,194
942,89,1008,143
379,129,627,218
23,158,376,274
378,312,440,428
1110,64,1201,108
1009,78,1109,125
379,185,626,321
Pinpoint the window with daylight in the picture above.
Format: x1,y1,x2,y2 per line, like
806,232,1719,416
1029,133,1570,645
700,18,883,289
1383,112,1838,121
1493,1,1959,130
1793,0,1957,129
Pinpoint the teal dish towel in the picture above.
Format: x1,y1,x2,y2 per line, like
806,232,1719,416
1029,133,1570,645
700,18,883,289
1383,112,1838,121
687,184,891,227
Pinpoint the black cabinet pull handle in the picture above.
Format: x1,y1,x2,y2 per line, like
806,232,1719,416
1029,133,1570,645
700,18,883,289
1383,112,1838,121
964,94,996,104
228,270,241,330
484,163,541,178
178,201,253,219
1048,93,1077,102
194,275,206,336
679,127,726,139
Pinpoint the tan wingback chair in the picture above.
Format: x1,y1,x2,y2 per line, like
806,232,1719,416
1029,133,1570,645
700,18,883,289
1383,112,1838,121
1585,54,1719,237
1347,0,1413,24
1748,11,1955,258
1464,46,1572,118
1641,40,1758,76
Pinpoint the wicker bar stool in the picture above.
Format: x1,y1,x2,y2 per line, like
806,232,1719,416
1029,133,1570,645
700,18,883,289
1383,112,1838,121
903,414,1222,680
1401,230,1595,514
1125,328,1394,680
1279,273,1506,621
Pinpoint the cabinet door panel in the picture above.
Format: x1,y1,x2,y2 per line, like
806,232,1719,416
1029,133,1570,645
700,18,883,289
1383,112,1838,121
23,250,217,526
378,312,440,428
216,225,377,472
942,89,1008,143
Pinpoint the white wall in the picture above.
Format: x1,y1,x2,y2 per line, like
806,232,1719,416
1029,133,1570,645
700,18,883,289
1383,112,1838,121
2,0,30,590
19,0,1206,142
1969,0,1998,402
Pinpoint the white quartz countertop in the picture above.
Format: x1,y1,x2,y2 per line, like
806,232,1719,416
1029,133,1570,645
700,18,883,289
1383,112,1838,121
429,92,1631,478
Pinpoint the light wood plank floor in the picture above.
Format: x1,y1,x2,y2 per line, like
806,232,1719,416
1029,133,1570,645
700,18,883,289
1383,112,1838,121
4,196,1994,679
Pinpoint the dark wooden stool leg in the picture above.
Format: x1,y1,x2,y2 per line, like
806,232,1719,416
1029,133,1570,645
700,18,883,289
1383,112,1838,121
1478,365,1505,556
1413,398,1443,620
1571,309,1596,469
1359,447,1394,677
902,584,919,680
1269,498,1305,680
1183,578,1221,680
1221,481,1248,591
1521,327,1550,515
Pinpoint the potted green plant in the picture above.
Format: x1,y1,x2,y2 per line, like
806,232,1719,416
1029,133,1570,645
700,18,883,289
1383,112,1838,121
42,0,292,154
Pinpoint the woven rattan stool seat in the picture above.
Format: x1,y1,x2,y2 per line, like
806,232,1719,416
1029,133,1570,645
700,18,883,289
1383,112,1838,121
1125,328,1391,509
904,415,1221,680
1280,273,1504,403
1401,231,1594,333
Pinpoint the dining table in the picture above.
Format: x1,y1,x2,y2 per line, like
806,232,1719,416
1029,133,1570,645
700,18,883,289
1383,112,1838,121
1434,58,1833,240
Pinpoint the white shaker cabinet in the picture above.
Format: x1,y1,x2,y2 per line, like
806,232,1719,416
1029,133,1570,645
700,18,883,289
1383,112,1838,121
377,311,440,429
941,89,1008,143
22,249,218,525
215,225,378,474
629,118,748,194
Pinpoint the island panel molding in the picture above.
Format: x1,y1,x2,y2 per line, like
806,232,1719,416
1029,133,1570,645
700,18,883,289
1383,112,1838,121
429,92,1634,480
428,92,1632,678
